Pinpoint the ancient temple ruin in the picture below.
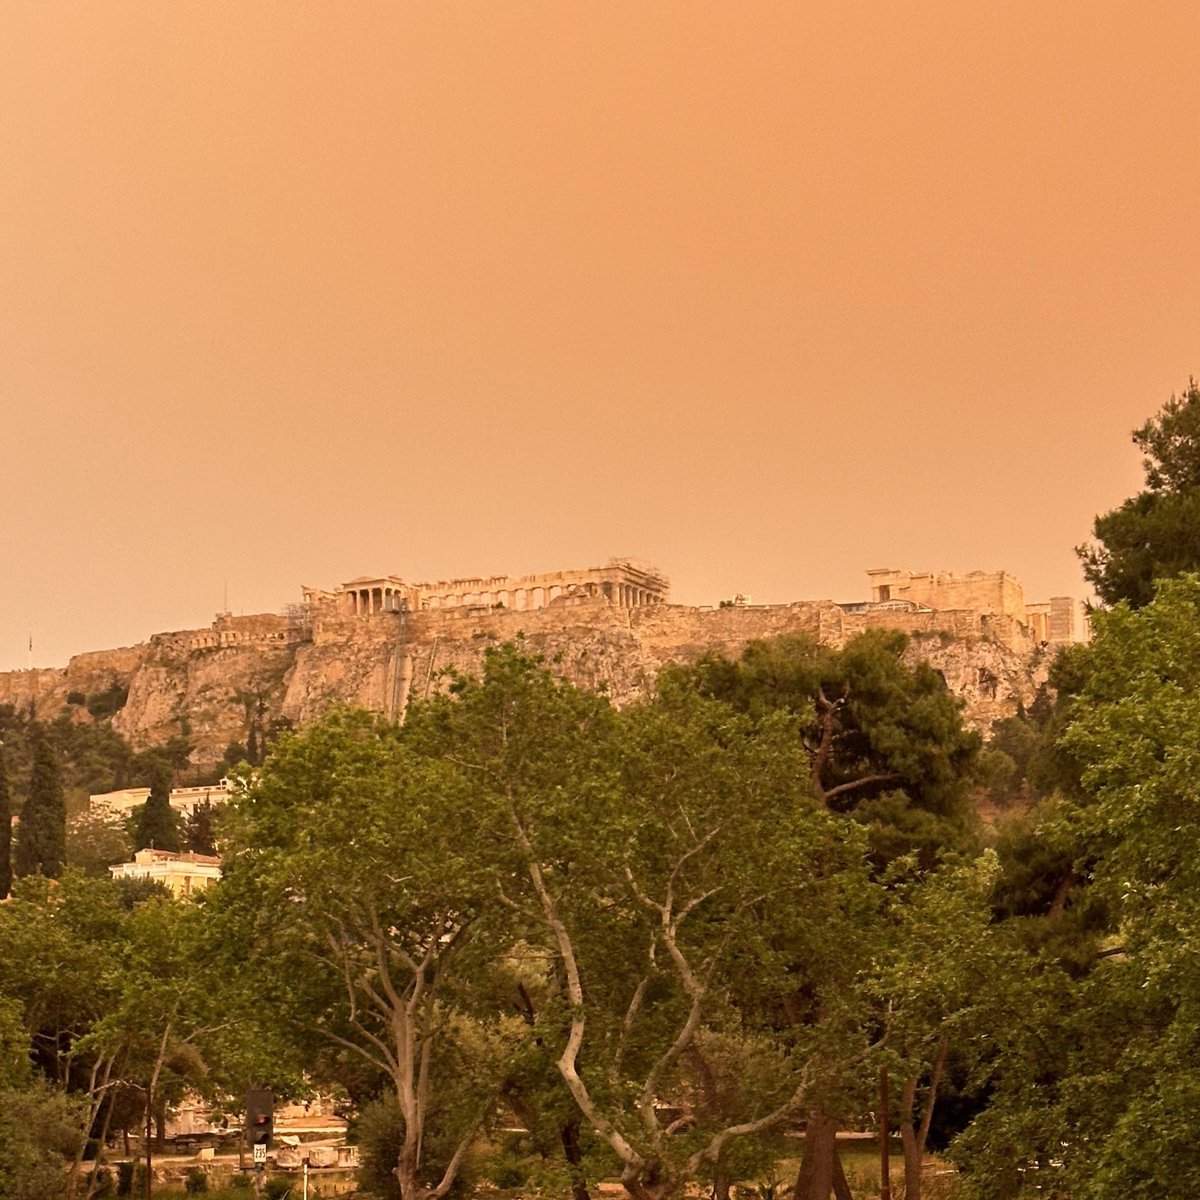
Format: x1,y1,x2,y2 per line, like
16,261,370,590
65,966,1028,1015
303,557,670,617
863,567,1082,645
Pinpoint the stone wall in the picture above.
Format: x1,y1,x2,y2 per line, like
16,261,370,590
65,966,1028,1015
867,568,1028,619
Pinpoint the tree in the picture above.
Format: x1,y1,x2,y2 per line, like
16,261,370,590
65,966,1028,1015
218,708,528,1200
0,1080,86,1200
65,811,132,877
870,854,1010,1200
133,767,180,853
1049,574,1200,1197
0,742,12,898
0,872,136,1198
670,632,984,1197
405,647,878,1200
947,574,1200,1199
1078,378,1200,608
0,869,262,1200
674,631,982,861
183,801,217,856
15,723,66,880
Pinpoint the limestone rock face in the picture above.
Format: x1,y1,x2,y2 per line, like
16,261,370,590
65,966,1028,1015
3,600,1048,768
0,646,145,721
113,640,300,758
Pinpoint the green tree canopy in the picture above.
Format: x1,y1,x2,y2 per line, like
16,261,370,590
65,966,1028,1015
955,574,1200,1199
1078,379,1200,608
218,705,530,1200
404,646,889,1200
670,630,982,861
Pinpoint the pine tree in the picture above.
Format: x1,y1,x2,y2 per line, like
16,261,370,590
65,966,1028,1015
134,766,181,853
0,745,12,898
13,724,66,879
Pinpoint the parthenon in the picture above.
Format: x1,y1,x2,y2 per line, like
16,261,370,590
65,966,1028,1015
302,557,670,617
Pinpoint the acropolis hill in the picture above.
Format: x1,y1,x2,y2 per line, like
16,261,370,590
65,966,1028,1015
0,559,1082,769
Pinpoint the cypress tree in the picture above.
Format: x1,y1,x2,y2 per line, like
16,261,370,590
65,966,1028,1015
0,745,11,898
13,724,66,879
184,800,217,856
134,766,181,853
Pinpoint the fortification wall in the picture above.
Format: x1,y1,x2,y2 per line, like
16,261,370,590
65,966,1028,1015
151,613,305,655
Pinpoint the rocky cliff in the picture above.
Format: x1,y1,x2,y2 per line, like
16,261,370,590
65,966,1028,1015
1,599,1048,769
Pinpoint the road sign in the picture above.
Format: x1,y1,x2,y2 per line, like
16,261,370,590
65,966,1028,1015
253,1144,267,1165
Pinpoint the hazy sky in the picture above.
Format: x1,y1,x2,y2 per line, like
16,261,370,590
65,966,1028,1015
3,2,1198,671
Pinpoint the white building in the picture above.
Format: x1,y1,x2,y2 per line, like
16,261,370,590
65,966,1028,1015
109,848,222,898
90,779,234,819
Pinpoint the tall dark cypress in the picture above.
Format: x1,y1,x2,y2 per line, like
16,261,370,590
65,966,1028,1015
134,765,181,853
0,745,12,897
14,723,66,879
184,800,217,856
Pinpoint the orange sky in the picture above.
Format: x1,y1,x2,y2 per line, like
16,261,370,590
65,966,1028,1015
3,2,1198,670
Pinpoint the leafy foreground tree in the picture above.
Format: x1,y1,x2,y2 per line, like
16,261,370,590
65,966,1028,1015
950,575,1200,1200
405,648,887,1200
219,708,528,1200
670,631,985,1197
220,642,997,1200
0,994,59,1199
1057,574,1200,1198
1078,378,1200,608
0,1079,85,1200
14,723,66,880
0,869,271,1200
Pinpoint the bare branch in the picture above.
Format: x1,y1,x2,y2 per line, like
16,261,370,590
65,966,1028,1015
687,1065,814,1174
823,773,903,801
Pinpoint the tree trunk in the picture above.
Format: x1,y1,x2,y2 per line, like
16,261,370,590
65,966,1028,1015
144,1097,153,1200
831,1152,854,1200
85,1081,120,1200
879,1067,891,1200
898,1077,921,1200
561,1120,592,1200
793,1111,838,1200
620,1165,685,1200
711,1173,732,1200
899,1038,949,1200
394,1144,424,1200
